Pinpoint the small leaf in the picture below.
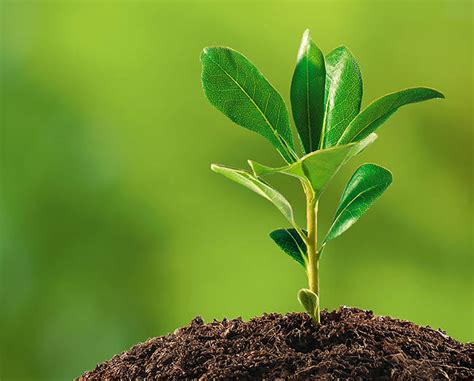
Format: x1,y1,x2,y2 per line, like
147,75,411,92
249,133,377,198
211,164,299,230
298,288,319,322
270,228,307,267
324,164,392,243
201,47,297,163
322,47,363,149
290,30,326,154
338,87,445,144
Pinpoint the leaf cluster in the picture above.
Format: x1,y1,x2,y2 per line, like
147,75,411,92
202,30,443,267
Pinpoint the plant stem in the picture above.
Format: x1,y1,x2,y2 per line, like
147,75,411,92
305,187,320,323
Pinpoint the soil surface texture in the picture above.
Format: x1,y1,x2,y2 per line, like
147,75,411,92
79,307,473,380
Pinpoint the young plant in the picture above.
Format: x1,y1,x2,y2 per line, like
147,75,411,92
201,30,444,323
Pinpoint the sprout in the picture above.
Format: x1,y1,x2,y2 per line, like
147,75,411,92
201,30,444,323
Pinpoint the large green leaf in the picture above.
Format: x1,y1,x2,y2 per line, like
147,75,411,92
324,164,392,244
269,228,307,267
249,133,377,198
211,164,300,231
201,47,297,163
337,87,445,144
290,30,326,154
322,47,363,149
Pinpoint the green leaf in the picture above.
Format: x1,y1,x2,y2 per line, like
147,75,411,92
269,228,307,267
249,133,377,198
290,30,326,154
322,47,363,149
201,47,297,163
211,164,300,231
337,87,445,144
298,288,319,323
324,163,392,243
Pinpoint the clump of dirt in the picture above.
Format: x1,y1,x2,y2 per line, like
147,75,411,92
78,307,473,380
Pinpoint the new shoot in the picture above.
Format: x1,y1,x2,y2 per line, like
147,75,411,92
201,30,444,323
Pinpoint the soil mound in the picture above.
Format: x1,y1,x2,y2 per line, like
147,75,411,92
78,307,473,380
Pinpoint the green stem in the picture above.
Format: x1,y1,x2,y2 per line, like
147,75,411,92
305,187,320,323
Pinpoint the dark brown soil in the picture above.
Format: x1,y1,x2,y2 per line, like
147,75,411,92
78,307,473,380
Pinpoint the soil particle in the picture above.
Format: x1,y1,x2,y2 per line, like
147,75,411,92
78,307,473,380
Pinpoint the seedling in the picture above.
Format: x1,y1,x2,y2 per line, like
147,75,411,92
201,30,443,323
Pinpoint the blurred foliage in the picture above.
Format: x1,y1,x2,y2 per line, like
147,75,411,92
1,1,472,380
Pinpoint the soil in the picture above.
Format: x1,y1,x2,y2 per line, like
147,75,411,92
78,307,473,380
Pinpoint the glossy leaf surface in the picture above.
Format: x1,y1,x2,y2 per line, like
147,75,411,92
322,47,363,148
338,87,445,144
324,164,392,243
249,133,377,198
201,47,297,162
290,30,326,154
269,228,307,267
211,164,298,229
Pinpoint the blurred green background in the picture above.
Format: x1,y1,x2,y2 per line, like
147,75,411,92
1,1,472,379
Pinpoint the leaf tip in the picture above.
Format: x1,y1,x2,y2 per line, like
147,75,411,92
331,45,357,61
269,229,278,240
363,132,378,145
378,167,394,188
419,87,445,99
200,47,209,60
247,160,257,174
297,29,312,60
418,87,445,100
372,163,393,183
